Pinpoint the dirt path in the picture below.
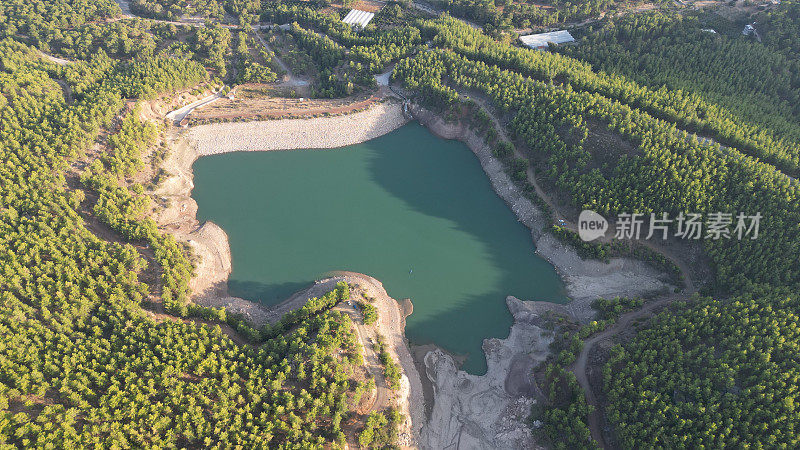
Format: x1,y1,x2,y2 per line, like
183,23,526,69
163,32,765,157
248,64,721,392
460,94,700,447
112,0,237,27
334,304,391,413
165,92,221,123
466,94,696,294
115,0,132,16
568,294,687,448
412,0,482,28
464,94,558,215
252,27,309,87
38,50,71,66
328,272,425,448
55,79,74,104
191,92,384,121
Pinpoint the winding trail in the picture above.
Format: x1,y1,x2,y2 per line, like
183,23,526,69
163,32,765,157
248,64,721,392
334,303,390,413
116,0,132,16
252,27,309,87
568,294,692,448
464,93,702,448
166,92,221,123
38,50,71,66
466,94,695,293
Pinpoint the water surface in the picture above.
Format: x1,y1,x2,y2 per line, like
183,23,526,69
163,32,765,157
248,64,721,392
193,123,566,373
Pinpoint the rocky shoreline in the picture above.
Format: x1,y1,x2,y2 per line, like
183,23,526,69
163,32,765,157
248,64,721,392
188,100,407,155
410,105,673,320
421,297,552,450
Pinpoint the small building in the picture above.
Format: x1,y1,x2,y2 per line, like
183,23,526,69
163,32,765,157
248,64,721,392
342,9,375,29
701,28,717,34
743,24,755,35
519,30,575,50
179,118,189,128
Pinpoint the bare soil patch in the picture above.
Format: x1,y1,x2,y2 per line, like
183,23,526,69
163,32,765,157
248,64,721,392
190,89,382,122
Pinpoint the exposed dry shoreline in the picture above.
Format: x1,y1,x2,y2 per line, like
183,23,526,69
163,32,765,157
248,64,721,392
155,99,673,449
188,100,407,155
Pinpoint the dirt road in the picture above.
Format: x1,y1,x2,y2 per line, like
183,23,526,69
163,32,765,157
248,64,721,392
327,272,424,447
568,295,688,447
466,94,696,294
462,93,700,448
252,27,310,88
165,92,221,123
334,304,391,413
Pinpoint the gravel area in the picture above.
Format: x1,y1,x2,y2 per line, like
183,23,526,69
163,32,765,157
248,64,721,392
187,100,408,155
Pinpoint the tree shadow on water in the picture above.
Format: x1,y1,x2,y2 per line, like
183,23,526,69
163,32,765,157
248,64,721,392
228,279,314,307
362,123,567,374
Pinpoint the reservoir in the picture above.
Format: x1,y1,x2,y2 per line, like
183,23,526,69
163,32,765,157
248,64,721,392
192,122,567,373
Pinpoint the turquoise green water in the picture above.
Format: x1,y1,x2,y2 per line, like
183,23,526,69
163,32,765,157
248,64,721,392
192,122,567,373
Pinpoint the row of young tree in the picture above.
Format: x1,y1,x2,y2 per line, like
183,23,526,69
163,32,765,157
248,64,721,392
759,0,800,60
0,0,120,51
432,0,652,31
233,30,278,84
402,20,800,285
548,8,800,447
262,3,421,96
131,0,225,21
0,0,247,85
129,0,264,24
561,12,800,157
414,16,800,177
605,287,800,447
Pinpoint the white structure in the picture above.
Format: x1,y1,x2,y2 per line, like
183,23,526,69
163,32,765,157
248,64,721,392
743,24,755,35
519,30,575,50
342,9,375,29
